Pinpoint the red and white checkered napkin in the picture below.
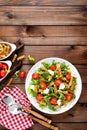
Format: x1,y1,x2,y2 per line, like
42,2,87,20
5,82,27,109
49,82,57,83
0,86,34,130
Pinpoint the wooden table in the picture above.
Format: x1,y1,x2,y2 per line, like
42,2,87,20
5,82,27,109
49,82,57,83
0,1,87,130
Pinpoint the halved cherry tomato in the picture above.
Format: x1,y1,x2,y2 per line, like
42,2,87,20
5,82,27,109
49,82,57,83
2,63,8,70
65,93,73,101
36,94,43,102
40,82,47,90
19,71,26,78
0,70,6,78
50,65,56,71
32,73,40,80
66,72,71,80
0,62,3,69
50,97,57,105
54,79,62,86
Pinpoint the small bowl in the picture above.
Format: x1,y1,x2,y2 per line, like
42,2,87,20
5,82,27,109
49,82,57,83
0,42,16,60
0,60,12,81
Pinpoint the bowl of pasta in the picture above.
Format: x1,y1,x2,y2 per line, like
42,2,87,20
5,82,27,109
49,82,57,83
25,57,82,114
0,42,16,60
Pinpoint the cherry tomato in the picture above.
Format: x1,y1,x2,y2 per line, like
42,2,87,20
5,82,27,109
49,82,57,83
0,62,3,69
50,97,57,105
65,93,73,101
54,79,62,86
66,72,71,80
2,63,8,70
32,73,40,80
0,70,6,78
50,65,56,71
40,82,47,90
19,71,26,78
36,94,43,102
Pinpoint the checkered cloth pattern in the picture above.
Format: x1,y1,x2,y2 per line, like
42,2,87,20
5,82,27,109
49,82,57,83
0,86,34,130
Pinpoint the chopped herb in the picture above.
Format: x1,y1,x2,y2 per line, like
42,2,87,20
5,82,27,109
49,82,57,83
63,69,68,76
15,70,20,78
48,104,56,111
49,86,54,93
59,92,65,99
72,91,76,99
6,69,10,73
60,62,69,70
49,93,59,98
73,77,77,83
39,103,46,109
38,68,42,72
28,55,35,61
30,79,40,85
27,87,37,97
64,87,67,90
41,72,49,78
43,95,50,103
42,62,50,69
52,60,58,65
54,72,59,78
66,100,71,103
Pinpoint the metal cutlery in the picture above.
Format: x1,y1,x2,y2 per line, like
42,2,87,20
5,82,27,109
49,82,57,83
2,94,58,130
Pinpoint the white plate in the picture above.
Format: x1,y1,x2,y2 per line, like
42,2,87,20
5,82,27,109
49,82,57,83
0,42,16,60
0,60,12,81
25,57,82,114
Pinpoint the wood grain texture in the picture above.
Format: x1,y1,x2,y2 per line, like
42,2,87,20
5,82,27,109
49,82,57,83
0,26,87,37
0,6,87,25
0,0,87,5
0,123,87,130
0,37,87,46
10,45,87,64
0,0,87,129
28,123,87,130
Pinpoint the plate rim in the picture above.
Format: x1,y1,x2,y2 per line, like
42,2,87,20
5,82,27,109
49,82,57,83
25,57,82,114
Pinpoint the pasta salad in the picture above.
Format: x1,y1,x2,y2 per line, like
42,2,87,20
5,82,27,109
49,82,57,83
27,60,77,111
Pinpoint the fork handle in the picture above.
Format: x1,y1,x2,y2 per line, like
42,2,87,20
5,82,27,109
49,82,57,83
22,105,52,124
29,115,58,130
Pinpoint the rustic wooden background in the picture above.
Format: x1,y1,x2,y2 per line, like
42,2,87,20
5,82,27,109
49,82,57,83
0,0,87,130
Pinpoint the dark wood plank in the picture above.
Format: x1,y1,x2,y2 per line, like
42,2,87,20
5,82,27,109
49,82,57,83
27,123,87,130
0,26,87,37
12,45,87,64
0,6,87,25
25,26,87,37
29,123,87,130
0,0,87,5
0,123,87,130
0,37,87,45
